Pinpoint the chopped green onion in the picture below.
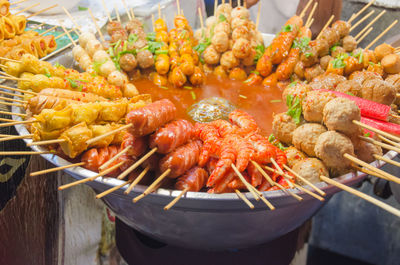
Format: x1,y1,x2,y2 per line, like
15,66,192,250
160,86,168,90
239,95,247,99
270,99,282,103
183,86,193,90
218,14,227,22
66,78,78,88
191,91,196,100
78,6,88,11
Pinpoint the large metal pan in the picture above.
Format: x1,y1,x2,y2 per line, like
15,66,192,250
9,34,398,250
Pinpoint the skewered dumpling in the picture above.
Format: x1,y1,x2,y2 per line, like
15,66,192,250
59,122,92,158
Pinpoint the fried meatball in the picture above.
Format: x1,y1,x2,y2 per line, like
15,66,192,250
284,146,307,168
242,48,256,66
111,30,128,43
216,3,232,15
214,21,231,35
310,73,346,90
342,36,357,52
323,97,361,136
303,90,336,123
349,70,383,85
312,39,330,57
294,61,305,79
381,54,400,74
374,43,395,62
119,53,137,72
229,67,247,81
292,158,329,184
106,21,124,36
211,31,229,53
331,20,350,38
336,80,362,97
206,16,217,28
232,38,251,59
213,65,228,78
231,17,248,29
232,26,249,41
330,46,346,58
320,55,332,70
220,50,239,69
231,6,250,20
272,112,301,144
304,64,324,82
362,79,396,106
319,27,340,47
293,123,327,157
385,74,400,104
354,140,382,163
282,83,312,102
300,48,319,67
203,45,220,65
136,50,154,69
78,32,96,49
314,131,355,169
123,83,139,98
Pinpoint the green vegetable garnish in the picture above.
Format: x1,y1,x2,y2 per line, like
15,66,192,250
191,91,196,100
364,132,371,137
305,52,314,58
332,58,346,69
155,50,168,55
288,81,298,87
78,6,88,11
292,37,310,53
66,78,78,88
93,59,107,74
268,134,276,142
146,32,156,41
219,14,227,22
282,24,294,32
286,94,302,125
254,44,265,63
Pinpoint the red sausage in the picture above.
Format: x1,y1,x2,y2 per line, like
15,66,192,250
159,140,202,178
126,99,177,137
175,166,208,191
149,119,195,154
121,132,148,158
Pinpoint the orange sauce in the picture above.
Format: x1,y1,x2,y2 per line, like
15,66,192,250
134,75,287,135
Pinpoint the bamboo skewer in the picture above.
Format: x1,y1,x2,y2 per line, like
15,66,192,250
353,120,400,143
0,151,50,155
117,147,157,180
283,164,326,196
14,3,40,15
39,25,58,36
356,27,373,44
0,96,27,104
0,85,37,95
354,10,386,40
344,153,400,184
87,124,132,145
0,119,36,127
158,4,162,19
0,134,33,142
121,0,132,20
124,166,150,194
305,2,318,29
30,162,85,177
234,189,254,209
377,135,400,150
0,117,14,122
374,154,400,168
151,14,155,30
176,0,181,15
100,0,112,22
27,4,58,18
88,8,106,43
164,187,190,210
55,29,76,40
30,22,45,31
133,168,171,203
256,1,261,30
353,165,388,180
308,18,315,28
98,146,131,171
214,0,217,16
299,0,313,19
58,161,125,190
59,23,77,47
231,163,260,201
365,20,398,50
62,6,82,33
27,138,65,147
348,0,376,24
360,136,400,153
320,175,400,218
11,0,28,6
96,180,132,199
115,4,121,22
350,10,375,31
0,57,21,63
0,101,24,107
0,110,26,117
0,76,30,82
198,7,204,31
316,15,335,39
130,8,135,19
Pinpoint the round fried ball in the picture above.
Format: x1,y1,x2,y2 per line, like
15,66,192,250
292,123,327,157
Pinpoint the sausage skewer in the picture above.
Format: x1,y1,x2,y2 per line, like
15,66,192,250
124,166,150,194
164,187,190,210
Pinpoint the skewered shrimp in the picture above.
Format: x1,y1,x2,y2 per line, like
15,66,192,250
229,109,259,135
196,123,221,167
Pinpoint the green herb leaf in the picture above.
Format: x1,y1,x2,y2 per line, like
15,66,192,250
66,78,78,88
288,81,298,88
292,37,310,53
93,59,107,74
332,58,346,69
268,134,276,142
345,91,355,96
250,70,260,75
364,132,371,137
44,67,51,78
286,95,302,125
78,6,88,11
305,52,314,58
218,14,227,22
128,33,139,44
146,32,156,41
282,24,294,32
254,44,265,63
330,45,338,52
191,91,196,100
155,49,168,55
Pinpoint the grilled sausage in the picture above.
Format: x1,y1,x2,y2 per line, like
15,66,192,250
175,166,208,191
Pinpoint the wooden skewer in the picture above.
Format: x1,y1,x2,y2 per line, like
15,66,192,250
356,27,373,44
130,8,135,19
86,124,132,145
0,101,24,107
58,161,124,190
243,0,246,8
0,63,8,69
0,134,33,142
350,10,375,31
353,120,400,143
305,2,318,29
390,113,400,119
0,84,37,95
30,22,45,31
198,7,204,31
229,0,232,6
30,162,85,177
121,0,132,20
0,151,50,155
96,179,132,199
283,164,326,196
316,15,335,39
256,1,261,30
59,23,77,47
0,96,27,104
55,29,76,40
353,165,388,180
214,0,217,16
0,117,14,122
0,134,16,137
151,14,155,31
100,0,112,22
88,8,106,43
0,57,21,63
0,76,30,82
133,169,171,203
234,189,254,209
158,3,162,19
14,2,40,15
114,4,121,22
377,135,400,150
27,4,58,18
354,10,386,40
62,6,82,33
344,153,400,185
99,146,130,171
237,0,240,7
0,110,26,118
164,187,190,210
27,138,65,147
320,175,400,218
299,0,313,19
39,25,58,36
360,135,400,153
348,0,376,24
0,119,36,127
231,164,260,201
11,0,28,6
176,0,181,15
365,20,398,50
117,147,157,180
308,18,315,27
374,154,400,169
124,166,150,194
